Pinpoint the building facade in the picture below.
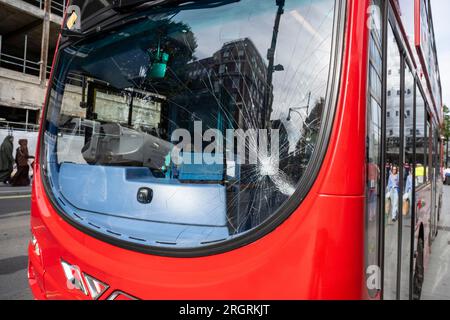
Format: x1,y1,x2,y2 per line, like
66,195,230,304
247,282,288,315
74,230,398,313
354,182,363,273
0,0,65,129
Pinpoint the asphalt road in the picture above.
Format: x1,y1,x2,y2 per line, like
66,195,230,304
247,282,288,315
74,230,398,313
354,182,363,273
422,185,450,300
0,197,32,215
0,190,33,300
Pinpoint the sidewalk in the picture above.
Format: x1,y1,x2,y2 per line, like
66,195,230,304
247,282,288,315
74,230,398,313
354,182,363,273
422,185,450,300
0,184,32,197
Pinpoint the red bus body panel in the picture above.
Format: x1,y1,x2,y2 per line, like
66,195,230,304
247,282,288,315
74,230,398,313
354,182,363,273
28,0,373,300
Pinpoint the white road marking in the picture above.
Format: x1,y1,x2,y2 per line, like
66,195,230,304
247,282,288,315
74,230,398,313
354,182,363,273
0,195,31,200
0,211,30,220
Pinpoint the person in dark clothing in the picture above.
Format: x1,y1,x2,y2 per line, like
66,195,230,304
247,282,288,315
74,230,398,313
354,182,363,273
0,135,14,184
11,139,34,187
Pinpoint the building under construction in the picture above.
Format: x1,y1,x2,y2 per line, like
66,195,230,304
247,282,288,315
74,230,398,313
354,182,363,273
0,0,65,130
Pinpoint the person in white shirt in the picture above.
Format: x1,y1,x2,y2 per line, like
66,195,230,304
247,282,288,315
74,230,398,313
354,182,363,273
444,167,450,182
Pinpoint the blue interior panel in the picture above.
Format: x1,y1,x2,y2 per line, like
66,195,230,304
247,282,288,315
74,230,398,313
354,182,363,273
178,153,224,181
47,162,230,247
58,163,227,227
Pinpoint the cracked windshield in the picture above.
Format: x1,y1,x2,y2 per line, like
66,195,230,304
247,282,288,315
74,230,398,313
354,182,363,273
43,0,336,248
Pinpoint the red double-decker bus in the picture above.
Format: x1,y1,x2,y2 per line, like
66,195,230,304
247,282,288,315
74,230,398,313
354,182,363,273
28,0,443,300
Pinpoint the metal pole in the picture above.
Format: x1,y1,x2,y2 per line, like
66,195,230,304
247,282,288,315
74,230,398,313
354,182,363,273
23,34,28,74
445,140,450,168
0,35,3,70
306,91,311,116
25,109,29,132
39,0,51,86
262,0,285,129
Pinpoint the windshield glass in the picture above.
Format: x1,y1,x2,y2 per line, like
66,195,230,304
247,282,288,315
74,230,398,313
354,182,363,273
42,0,337,250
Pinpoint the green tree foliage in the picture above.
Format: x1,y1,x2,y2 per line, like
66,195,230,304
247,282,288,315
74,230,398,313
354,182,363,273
444,105,450,167
444,105,450,137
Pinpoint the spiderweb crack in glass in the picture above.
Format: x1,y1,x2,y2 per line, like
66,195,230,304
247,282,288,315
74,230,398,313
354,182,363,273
44,0,336,249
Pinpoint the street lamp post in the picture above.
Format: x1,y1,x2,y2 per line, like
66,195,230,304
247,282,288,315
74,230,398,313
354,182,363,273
262,0,286,129
445,138,450,168
287,92,311,121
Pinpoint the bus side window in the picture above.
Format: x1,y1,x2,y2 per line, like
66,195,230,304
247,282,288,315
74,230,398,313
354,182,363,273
383,23,401,300
365,0,383,297
415,89,426,187
426,117,432,182
400,65,414,300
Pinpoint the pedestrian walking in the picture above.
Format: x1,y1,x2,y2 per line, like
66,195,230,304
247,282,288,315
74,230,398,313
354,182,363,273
10,139,34,187
386,166,400,223
0,135,14,184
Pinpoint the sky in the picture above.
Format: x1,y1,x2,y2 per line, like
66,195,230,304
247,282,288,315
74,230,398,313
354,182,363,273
431,0,450,109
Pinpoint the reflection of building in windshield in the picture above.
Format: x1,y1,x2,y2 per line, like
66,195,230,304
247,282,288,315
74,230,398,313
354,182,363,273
386,65,401,155
180,38,283,233
184,38,272,131
288,98,325,182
